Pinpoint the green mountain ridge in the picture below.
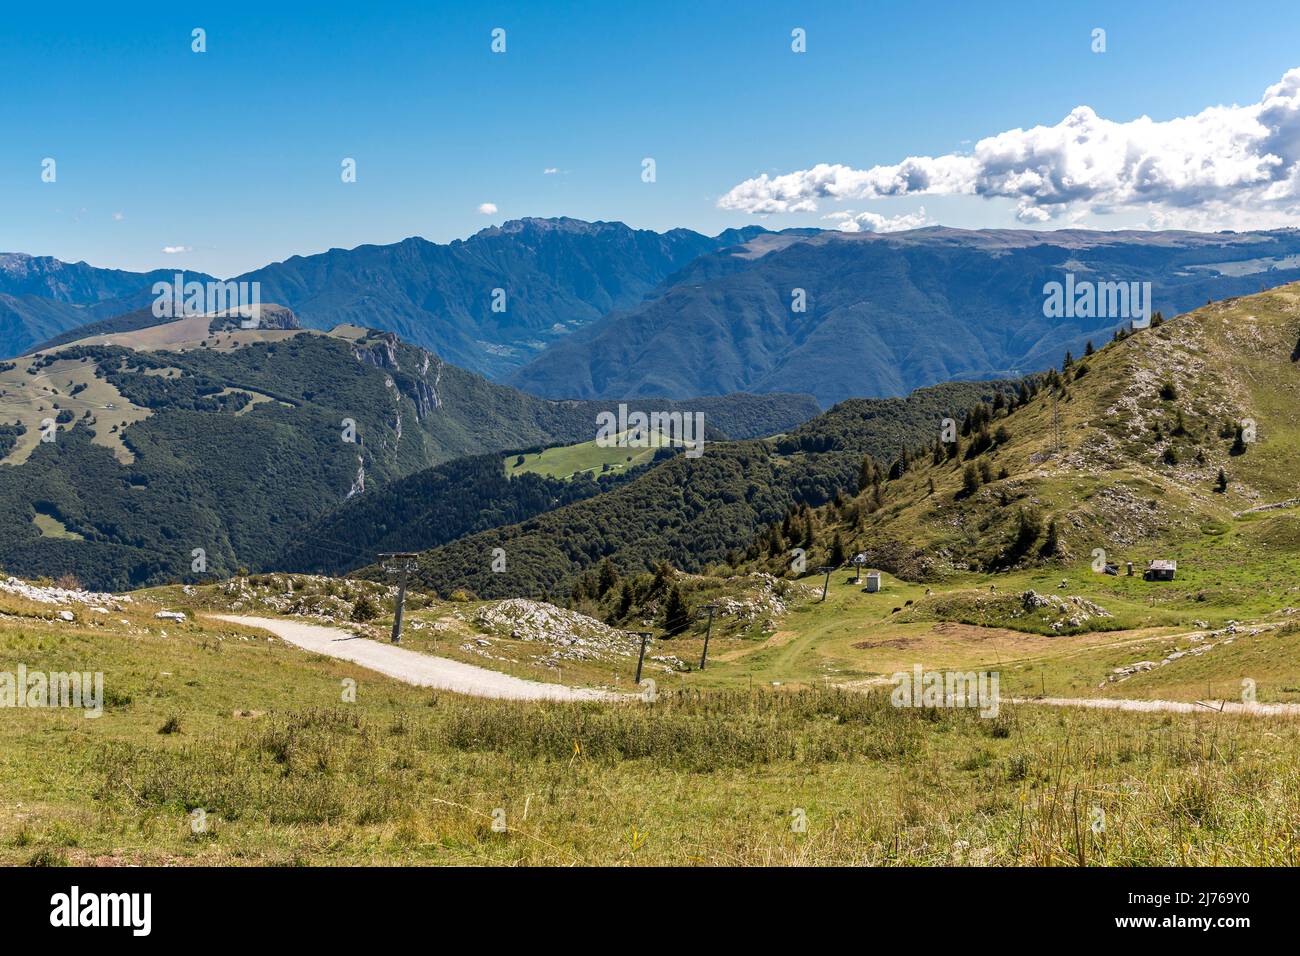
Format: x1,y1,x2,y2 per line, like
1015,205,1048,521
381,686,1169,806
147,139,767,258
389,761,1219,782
371,379,1020,600
0,314,815,589
745,281,1300,595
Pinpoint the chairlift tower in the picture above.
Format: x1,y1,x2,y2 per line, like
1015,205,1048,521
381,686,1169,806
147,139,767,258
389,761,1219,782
698,604,720,669
815,566,837,602
632,631,653,685
379,552,419,644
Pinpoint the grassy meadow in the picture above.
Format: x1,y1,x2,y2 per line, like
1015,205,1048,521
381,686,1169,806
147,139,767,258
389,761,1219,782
504,426,674,480
3,575,1300,866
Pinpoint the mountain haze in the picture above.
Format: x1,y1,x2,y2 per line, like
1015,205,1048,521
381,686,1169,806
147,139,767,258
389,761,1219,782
231,218,770,377
0,254,215,358
509,227,1300,406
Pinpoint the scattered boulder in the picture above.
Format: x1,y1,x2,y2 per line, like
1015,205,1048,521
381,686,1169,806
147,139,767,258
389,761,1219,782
1,575,130,610
1020,590,1112,631
474,599,636,663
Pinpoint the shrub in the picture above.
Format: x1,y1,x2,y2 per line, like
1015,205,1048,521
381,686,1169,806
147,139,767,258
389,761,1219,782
351,593,380,621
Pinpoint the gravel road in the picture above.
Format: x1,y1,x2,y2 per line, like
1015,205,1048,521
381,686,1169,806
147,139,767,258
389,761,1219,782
211,614,621,702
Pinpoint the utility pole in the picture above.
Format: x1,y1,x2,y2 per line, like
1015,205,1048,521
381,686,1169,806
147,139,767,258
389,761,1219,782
816,566,837,602
379,552,418,644
698,604,720,670
632,631,653,685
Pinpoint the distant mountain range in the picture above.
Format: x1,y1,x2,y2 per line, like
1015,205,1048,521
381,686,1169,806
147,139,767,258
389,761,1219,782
2,219,769,375
0,254,213,358
232,218,772,377
11,221,1300,408
507,227,1300,406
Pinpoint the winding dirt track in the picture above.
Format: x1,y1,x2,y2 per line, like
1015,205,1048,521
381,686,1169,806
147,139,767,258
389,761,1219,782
211,614,621,702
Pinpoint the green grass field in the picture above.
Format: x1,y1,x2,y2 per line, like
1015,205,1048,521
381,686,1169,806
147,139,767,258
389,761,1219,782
4,563,1300,866
505,427,674,479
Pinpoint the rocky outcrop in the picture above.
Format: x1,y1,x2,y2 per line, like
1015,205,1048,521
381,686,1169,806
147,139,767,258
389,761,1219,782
351,332,402,371
345,454,365,499
207,303,300,332
1020,590,1111,631
1,575,130,610
474,598,637,663
352,334,441,420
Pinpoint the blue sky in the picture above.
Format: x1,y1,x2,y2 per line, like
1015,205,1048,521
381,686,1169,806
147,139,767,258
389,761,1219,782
3,0,1300,276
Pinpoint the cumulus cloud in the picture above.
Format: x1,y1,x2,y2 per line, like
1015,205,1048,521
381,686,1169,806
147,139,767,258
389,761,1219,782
161,245,190,254
543,167,559,174
719,68,1300,228
477,202,498,215
821,206,932,233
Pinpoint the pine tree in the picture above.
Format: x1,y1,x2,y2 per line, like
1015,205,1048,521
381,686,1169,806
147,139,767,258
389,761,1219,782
829,532,846,567
1041,518,1059,556
1014,507,1043,553
615,581,635,619
651,560,674,595
857,455,877,493
663,584,691,635
596,558,619,597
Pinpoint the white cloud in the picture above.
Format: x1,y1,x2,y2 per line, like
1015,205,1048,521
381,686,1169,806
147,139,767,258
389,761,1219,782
719,68,1300,229
112,211,125,221
161,245,191,254
477,202,498,215
821,206,932,233
543,167,559,175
